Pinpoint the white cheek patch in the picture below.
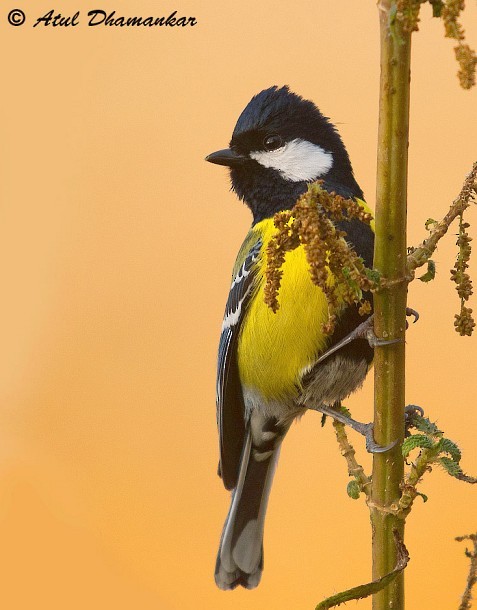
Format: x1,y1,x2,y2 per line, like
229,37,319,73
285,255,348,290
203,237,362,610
249,138,333,182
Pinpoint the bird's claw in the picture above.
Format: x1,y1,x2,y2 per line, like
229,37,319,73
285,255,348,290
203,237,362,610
405,404,424,418
365,328,401,349
308,404,396,454
404,404,425,435
361,422,398,454
316,306,420,365
405,307,420,329
316,315,400,364
406,307,419,324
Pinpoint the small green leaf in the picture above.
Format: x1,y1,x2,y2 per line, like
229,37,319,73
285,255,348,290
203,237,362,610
402,434,435,457
454,471,477,484
425,218,438,230
439,456,463,477
412,415,442,436
341,267,361,297
339,405,351,418
436,438,462,462
365,268,381,286
418,260,436,283
416,491,428,503
347,480,361,500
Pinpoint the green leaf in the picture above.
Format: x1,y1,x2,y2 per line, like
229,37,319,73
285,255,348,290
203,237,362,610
425,217,438,230
436,438,462,462
365,268,381,286
418,260,436,283
454,471,477,484
402,434,435,457
416,491,428,503
339,405,351,418
439,456,463,477
315,530,409,609
347,480,361,500
341,267,362,298
412,415,442,436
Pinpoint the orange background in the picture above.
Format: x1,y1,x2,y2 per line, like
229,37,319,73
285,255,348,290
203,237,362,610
1,2,476,609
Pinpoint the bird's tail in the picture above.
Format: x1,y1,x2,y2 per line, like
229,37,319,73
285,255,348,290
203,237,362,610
215,414,287,590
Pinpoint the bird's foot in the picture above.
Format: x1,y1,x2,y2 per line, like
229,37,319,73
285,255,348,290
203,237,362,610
316,307,420,365
405,307,420,324
315,315,398,364
309,404,397,454
404,404,425,436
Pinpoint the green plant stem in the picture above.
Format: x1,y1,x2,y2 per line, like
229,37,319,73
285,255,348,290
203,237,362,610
455,533,477,610
371,3,412,609
332,419,371,498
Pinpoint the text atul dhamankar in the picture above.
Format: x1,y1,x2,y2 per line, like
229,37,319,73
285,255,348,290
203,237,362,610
33,10,198,27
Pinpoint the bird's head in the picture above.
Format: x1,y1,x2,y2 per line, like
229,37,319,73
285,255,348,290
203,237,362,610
206,86,363,224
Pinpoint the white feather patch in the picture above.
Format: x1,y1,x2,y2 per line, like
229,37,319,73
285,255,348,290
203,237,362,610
230,262,250,289
221,294,247,331
250,138,333,182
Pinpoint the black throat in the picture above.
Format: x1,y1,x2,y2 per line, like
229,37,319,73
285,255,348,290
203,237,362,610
230,163,364,225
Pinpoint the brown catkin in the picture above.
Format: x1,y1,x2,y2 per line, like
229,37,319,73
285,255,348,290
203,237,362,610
451,211,475,335
264,182,376,334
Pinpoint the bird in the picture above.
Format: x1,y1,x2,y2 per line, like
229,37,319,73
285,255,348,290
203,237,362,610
206,86,375,591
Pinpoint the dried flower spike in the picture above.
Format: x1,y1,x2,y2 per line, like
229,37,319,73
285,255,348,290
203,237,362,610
264,181,377,334
451,211,475,335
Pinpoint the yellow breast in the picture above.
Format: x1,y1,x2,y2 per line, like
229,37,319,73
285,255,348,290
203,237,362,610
237,219,330,401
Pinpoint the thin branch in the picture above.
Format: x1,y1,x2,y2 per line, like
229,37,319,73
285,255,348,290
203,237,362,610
456,533,477,610
407,162,477,274
332,419,371,499
398,447,433,517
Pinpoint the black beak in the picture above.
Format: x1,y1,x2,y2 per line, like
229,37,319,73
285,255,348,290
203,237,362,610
205,148,248,167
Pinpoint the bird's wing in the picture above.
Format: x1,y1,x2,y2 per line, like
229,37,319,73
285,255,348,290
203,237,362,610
217,236,262,491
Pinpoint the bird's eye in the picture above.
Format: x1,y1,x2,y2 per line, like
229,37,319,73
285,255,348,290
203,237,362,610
263,134,283,151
